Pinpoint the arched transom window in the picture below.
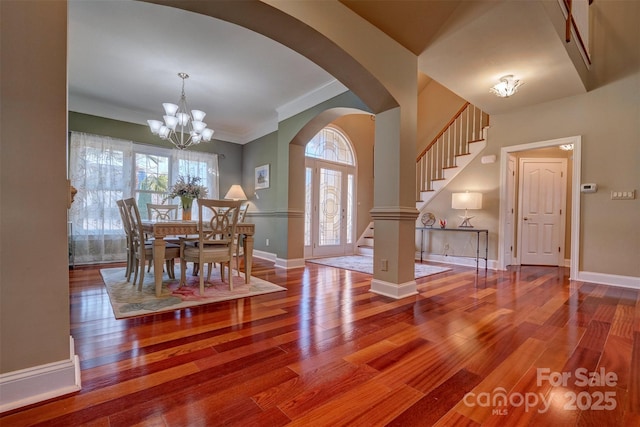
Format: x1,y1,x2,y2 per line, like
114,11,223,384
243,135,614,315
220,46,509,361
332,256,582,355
305,127,355,166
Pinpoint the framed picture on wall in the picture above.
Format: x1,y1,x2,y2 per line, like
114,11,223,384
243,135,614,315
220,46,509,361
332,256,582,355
255,164,270,189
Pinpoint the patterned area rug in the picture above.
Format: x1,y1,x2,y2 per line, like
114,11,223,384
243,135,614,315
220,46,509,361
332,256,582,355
100,264,286,319
307,255,451,278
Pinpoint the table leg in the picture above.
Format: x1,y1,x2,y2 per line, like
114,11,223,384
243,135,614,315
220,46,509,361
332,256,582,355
153,237,166,297
485,231,489,272
476,232,480,271
243,234,253,284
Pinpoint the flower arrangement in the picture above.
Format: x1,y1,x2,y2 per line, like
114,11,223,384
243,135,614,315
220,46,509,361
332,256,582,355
166,175,208,200
166,176,208,220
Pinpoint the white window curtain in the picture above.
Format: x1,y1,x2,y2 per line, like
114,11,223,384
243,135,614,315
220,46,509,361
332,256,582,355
69,132,133,264
69,131,220,264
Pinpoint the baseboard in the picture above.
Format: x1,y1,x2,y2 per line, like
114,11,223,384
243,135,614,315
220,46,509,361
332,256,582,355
0,336,81,414
275,257,305,269
251,251,311,269
253,249,277,263
370,278,418,299
417,253,496,270
576,271,640,290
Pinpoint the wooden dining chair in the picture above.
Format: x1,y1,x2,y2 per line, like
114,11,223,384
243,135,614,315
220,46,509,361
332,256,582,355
116,199,135,281
179,199,242,295
123,198,180,291
233,203,249,276
145,203,182,273
191,202,249,277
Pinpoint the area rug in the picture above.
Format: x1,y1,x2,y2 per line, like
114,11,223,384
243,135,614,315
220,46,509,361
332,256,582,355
307,255,451,278
100,264,286,319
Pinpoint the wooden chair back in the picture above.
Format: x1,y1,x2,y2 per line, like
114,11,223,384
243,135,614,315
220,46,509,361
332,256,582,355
147,203,179,221
123,198,144,250
198,199,242,247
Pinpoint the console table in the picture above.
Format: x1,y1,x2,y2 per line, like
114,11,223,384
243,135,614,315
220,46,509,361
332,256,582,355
417,227,488,272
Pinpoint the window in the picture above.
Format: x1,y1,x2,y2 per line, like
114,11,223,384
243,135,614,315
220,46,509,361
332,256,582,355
305,127,355,166
69,132,219,263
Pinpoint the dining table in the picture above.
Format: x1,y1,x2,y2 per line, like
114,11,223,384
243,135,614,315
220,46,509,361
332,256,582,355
141,220,255,297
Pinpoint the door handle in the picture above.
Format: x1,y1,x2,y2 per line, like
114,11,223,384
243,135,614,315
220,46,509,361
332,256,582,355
523,217,529,221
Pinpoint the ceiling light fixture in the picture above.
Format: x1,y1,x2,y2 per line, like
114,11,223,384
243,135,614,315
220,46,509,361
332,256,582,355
489,75,523,98
147,72,214,150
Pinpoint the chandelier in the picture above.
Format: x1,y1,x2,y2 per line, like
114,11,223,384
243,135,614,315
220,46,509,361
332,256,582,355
489,75,523,98
147,72,214,150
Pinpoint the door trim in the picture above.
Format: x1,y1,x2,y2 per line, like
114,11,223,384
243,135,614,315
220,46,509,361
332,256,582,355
498,136,581,280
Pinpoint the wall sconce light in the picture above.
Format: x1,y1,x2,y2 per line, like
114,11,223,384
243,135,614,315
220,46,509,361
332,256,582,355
452,192,483,228
489,75,523,98
224,184,247,201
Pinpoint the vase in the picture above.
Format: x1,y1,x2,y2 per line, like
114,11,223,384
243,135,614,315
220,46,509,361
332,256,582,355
180,196,194,220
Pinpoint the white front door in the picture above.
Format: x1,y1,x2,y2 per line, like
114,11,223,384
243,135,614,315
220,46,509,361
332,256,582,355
305,159,355,257
518,158,567,266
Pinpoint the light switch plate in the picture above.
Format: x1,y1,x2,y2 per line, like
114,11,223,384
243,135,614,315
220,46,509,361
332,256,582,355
611,190,635,200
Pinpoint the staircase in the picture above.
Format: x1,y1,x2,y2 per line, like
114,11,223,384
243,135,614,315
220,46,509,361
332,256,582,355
356,102,490,255
415,102,490,211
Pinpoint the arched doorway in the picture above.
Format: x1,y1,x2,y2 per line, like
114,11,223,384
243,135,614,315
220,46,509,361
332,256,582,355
304,126,357,258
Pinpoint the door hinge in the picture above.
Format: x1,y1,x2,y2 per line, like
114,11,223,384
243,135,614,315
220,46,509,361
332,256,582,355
558,247,561,253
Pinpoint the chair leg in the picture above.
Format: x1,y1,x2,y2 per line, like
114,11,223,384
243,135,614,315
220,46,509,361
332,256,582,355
132,259,139,288
206,263,213,283
179,259,187,287
226,262,233,291
126,245,135,282
235,245,241,276
137,259,145,292
199,267,205,295
166,260,174,279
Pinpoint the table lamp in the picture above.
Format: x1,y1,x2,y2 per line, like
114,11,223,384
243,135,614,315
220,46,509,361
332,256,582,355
224,185,247,201
451,192,482,228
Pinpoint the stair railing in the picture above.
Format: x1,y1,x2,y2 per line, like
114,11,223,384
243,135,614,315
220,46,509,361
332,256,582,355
416,102,489,199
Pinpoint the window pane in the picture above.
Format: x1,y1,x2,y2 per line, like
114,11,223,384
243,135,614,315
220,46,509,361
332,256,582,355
319,168,341,246
305,167,312,246
347,174,354,244
305,127,354,165
135,153,169,219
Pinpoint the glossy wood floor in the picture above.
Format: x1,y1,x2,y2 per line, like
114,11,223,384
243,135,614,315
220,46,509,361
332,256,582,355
2,259,639,426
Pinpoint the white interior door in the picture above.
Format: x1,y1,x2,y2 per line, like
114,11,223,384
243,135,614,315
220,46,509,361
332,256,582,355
518,158,567,266
306,159,354,257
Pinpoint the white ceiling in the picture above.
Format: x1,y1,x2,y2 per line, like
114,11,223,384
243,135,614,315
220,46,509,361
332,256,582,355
68,0,347,144
68,0,587,145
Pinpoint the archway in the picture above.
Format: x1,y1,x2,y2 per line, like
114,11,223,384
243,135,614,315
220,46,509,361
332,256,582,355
149,0,420,298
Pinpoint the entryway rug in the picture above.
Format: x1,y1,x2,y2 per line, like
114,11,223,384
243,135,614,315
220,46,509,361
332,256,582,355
100,265,286,319
307,255,451,278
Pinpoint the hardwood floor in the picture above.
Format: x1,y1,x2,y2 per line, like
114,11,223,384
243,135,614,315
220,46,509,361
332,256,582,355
2,260,639,426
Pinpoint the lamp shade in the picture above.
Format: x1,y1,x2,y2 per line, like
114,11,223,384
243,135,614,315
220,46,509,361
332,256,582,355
452,192,482,210
224,185,247,201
